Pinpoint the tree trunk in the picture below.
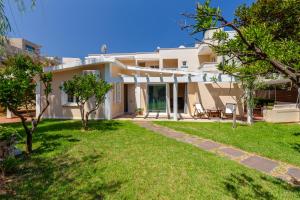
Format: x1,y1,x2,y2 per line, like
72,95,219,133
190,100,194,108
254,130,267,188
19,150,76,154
79,104,86,130
232,107,237,129
83,120,88,131
26,131,33,153
84,115,89,131
245,87,254,125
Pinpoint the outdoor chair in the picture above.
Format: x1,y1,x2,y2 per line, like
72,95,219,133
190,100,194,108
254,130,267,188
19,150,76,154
193,103,208,118
222,103,236,119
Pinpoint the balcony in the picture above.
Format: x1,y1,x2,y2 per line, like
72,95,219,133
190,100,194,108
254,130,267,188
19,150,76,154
199,62,219,73
44,56,118,72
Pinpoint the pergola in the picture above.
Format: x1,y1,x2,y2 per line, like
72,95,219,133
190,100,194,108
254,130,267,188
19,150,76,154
109,72,236,120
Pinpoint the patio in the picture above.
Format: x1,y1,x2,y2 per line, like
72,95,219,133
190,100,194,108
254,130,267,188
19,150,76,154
114,112,263,123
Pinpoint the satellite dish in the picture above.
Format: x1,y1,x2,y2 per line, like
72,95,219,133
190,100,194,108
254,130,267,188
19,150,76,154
101,44,108,54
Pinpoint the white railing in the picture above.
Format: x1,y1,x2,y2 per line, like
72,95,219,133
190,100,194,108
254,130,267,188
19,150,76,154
44,60,83,72
44,56,118,72
199,62,219,72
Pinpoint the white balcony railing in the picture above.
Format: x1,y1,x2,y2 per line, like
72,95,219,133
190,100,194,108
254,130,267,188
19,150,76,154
44,56,118,72
199,62,219,72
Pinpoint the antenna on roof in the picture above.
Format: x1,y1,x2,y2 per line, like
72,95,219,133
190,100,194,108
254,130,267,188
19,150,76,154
101,44,108,54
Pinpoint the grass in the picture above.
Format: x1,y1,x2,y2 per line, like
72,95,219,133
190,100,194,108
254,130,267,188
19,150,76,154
1,120,300,199
155,121,300,167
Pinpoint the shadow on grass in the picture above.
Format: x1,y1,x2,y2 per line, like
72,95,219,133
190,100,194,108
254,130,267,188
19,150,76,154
35,120,123,134
224,173,300,199
3,120,123,155
293,132,300,137
2,119,123,134
291,143,300,153
33,133,81,155
1,151,124,199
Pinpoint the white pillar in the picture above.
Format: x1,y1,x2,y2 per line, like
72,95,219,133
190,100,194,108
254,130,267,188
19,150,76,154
173,81,178,121
135,75,141,109
104,63,112,120
159,59,163,69
6,108,13,119
36,81,41,118
166,83,171,118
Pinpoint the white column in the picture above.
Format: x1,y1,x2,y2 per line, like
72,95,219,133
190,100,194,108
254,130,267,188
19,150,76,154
166,83,171,118
173,81,178,121
6,108,13,119
104,63,112,120
135,75,141,109
35,81,41,118
159,59,163,69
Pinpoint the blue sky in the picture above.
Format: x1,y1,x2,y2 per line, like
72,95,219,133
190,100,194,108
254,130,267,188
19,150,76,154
5,0,254,58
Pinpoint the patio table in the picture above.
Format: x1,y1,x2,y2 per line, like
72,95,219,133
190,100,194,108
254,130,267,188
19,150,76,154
207,109,222,119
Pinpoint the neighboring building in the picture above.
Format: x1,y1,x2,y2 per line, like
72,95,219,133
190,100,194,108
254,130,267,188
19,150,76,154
2,38,42,116
40,30,243,120
6,38,41,56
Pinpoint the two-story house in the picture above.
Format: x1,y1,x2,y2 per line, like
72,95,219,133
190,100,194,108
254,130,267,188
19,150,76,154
40,30,243,120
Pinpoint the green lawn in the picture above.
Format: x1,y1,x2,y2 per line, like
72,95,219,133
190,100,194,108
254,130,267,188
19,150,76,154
155,121,300,167
2,120,300,199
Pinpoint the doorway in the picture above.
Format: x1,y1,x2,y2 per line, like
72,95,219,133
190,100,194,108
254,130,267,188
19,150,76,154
124,84,128,113
148,84,166,112
170,83,186,113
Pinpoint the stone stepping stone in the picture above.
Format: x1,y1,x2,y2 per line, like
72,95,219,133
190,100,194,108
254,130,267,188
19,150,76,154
287,168,300,180
241,156,278,173
197,141,222,150
165,132,185,138
183,137,201,144
220,147,245,158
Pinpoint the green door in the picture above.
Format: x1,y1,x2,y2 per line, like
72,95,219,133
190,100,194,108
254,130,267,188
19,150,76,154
148,85,166,112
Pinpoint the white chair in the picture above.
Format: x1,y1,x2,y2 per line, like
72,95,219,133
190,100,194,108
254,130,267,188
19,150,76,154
223,103,236,118
193,103,207,118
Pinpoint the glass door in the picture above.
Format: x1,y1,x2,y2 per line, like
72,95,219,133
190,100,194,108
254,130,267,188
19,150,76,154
148,85,166,112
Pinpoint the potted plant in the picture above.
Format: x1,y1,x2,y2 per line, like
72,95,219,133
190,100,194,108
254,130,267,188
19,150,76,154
135,108,144,115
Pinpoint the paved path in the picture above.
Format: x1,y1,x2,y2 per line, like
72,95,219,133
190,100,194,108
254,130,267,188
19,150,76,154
0,116,22,124
134,121,300,185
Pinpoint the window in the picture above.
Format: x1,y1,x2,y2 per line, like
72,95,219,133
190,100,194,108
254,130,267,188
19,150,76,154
82,70,101,80
138,62,146,67
114,83,122,104
61,82,78,106
67,94,78,103
182,61,188,68
25,45,35,53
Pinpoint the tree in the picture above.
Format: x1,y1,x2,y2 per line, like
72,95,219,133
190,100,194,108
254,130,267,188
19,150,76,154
61,74,112,130
0,54,52,153
183,0,299,124
183,0,300,87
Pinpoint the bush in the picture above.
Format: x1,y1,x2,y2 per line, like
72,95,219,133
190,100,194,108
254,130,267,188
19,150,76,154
0,126,19,141
254,98,275,107
0,126,20,176
0,156,19,176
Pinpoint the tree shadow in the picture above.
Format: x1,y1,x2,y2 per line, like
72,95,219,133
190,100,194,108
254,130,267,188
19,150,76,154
32,133,80,155
293,132,300,137
35,120,123,134
223,173,300,199
88,120,122,132
1,151,124,199
291,143,300,153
